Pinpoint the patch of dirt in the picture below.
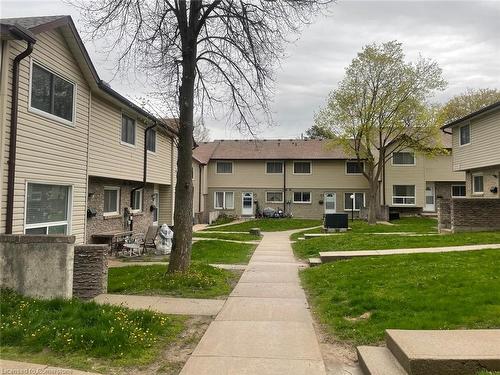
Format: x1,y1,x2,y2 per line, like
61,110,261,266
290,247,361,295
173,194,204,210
344,311,372,322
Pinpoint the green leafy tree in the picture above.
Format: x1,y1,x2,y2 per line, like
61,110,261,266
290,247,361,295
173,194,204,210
305,124,334,139
316,41,446,223
439,88,500,124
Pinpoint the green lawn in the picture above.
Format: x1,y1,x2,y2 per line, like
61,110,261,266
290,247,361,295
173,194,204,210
300,250,500,346
194,232,261,242
191,240,256,264
108,263,239,298
293,231,500,259
206,218,322,232
0,289,185,371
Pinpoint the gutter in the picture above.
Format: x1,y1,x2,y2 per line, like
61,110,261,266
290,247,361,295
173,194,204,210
5,27,36,234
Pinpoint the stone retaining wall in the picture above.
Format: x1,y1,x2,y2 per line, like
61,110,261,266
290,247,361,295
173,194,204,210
0,235,75,299
437,199,451,231
451,198,500,232
73,244,109,299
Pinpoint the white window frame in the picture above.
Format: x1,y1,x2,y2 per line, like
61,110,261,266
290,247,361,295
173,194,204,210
392,151,416,166
120,114,136,147
265,191,284,203
459,123,471,146
293,161,312,175
24,181,73,235
131,189,143,213
344,192,365,211
451,184,466,198
214,191,235,209
293,191,312,204
392,185,416,206
28,59,77,127
216,161,233,174
472,174,484,195
265,161,284,175
345,160,364,175
103,186,121,216
146,128,157,154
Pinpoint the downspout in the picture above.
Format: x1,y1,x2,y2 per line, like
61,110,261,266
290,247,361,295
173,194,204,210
130,122,157,231
382,158,386,206
283,160,287,213
6,32,35,234
198,164,202,213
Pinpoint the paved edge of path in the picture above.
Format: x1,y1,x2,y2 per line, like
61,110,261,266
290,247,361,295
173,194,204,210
179,230,329,375
0,359,100,375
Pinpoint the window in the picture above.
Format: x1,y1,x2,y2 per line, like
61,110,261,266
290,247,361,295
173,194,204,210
392,152,415,165
344,192,365,211
451,184,466,197
346,161,364,174
266,161,283,174
30,63,74,123
104,187,120,215
146,129,156,152
473,175,483,194
266,191,284,203
131,189,143,211
460,124,470,146
216,161,233,174
214,191,234,209
392,185,415,205
293,161,311,174
25,183,70,234
121,115,136,145
293,191,311,203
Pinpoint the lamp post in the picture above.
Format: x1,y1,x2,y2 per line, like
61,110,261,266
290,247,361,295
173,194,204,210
350,194,355,222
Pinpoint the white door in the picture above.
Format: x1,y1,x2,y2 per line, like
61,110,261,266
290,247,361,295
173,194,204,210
152,192,159,225
424,182,435,212
324,193,336,214
242,192,253,216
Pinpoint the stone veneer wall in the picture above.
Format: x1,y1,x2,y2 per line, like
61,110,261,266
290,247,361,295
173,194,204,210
451,198,500,232
437,199,451,231
465,168,500,198
86,177,156,243
73,244,108,299
0,235,75,299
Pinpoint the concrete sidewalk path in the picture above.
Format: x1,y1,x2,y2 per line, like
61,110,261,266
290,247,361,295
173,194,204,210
180,231,328,375
108,259,247,270
0,359,100,374
94,294,225,316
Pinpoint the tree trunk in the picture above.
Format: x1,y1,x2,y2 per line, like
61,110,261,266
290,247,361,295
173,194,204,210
367,179,379,225
168,39,197,273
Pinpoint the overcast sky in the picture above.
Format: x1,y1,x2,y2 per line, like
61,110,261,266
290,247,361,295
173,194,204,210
1,1,499,139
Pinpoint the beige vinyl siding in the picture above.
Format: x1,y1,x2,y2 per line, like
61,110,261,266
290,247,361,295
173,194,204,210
451,110,500,171
193,161,201,214
424,154,465,182
88,96,173,184
0,30,90,243
207,160,368,189
384,152,425,207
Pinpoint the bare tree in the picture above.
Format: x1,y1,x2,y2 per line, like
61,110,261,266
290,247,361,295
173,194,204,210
193,117,211,143
73,0,332,272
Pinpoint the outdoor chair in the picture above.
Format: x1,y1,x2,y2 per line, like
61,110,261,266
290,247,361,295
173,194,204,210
141,225,159,254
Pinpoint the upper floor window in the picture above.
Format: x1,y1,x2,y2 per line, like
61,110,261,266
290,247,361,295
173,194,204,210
121,115,136,145
459,124,470,146
472,174,483,194
216,161,233,174
346,161,364,174
146,129,156,152
266,161,283,174
392,152,415,165
131,189,143,212
293,161,311,174
451,184,466,197
30,63,74,123
392,185,415,205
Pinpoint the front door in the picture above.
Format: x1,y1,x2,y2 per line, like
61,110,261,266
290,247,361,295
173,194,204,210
424,182,435,212
152,192,159,225
242,192,253,216
324,193,336,214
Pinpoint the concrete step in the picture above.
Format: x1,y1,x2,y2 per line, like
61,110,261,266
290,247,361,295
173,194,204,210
357,346,407,375
385,329,500,375
308,258,322,267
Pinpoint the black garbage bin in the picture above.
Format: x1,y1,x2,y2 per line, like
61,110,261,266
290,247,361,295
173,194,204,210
324,213,348,229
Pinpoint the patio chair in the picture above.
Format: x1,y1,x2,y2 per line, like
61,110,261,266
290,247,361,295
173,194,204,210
141,225,159,253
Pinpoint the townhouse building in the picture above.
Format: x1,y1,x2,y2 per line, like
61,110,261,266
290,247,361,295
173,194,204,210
0,16,177,244
193,138,465,221
441,101,500,198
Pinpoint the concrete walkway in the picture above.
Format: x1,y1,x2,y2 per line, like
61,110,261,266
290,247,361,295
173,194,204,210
94,293,225,316
108,259,247,270
180,231,327,375
0,359,100,374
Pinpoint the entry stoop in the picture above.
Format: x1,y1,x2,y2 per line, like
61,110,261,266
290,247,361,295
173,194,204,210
357,346,407,375
357,329,500,375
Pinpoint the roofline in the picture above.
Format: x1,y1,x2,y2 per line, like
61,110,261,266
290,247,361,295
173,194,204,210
0,24,37,43
441,101,500,130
